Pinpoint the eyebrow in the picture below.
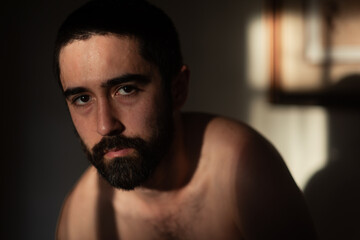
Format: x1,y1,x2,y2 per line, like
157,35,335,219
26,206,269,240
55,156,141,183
63,73,151,99
63,87,88,99
101,74,151,88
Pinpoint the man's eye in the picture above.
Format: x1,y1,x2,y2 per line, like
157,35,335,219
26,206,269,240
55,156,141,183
73,95,91,105
117,85,138,96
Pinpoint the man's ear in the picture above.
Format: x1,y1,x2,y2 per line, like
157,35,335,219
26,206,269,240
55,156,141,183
172,65,190,110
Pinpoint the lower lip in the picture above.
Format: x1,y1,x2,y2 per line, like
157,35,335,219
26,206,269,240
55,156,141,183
104,148,134,159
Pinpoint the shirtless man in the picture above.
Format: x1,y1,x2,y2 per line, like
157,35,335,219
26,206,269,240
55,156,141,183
55,0,317,239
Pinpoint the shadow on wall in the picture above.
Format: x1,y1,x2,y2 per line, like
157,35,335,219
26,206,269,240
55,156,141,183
304,107,360,240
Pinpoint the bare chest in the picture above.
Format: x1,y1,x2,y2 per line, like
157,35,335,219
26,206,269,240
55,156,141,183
113,189,241,240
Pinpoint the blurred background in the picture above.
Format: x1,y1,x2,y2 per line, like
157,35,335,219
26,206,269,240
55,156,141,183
1,0,359,239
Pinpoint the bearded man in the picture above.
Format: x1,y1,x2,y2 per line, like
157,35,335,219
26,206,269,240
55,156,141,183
55,0,317,239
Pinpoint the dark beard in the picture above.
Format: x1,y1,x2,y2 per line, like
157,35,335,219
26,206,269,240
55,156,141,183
79,106,174,190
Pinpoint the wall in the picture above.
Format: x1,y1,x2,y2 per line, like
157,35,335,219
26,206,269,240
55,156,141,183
2,1,90,239
2,0,359,239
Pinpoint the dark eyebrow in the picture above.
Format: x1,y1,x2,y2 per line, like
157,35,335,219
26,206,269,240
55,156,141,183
63,74,151,99
63,87,88,99
101,74,151,88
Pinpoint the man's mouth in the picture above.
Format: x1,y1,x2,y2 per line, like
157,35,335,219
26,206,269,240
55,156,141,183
103,147,135,159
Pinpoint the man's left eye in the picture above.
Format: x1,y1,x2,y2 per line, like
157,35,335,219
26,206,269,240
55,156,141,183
117,86,137,96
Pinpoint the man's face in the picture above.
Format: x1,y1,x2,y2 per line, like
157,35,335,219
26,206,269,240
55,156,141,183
59,35,173,190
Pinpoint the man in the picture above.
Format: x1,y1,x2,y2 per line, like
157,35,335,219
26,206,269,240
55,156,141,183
55,0,317,239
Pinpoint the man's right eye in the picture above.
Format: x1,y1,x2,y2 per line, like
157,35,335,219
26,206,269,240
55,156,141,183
72,95,91,106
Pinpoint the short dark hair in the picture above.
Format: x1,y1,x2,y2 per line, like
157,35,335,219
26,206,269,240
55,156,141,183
54,0,183,89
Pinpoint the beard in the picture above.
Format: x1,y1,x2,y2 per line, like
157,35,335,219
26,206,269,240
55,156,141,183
79,101,174,190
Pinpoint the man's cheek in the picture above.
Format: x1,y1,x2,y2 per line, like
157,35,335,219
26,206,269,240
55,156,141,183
71,116,93,145
75,127,96,153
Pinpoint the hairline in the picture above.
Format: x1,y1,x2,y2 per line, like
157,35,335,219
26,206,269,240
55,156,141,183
57,32,169,92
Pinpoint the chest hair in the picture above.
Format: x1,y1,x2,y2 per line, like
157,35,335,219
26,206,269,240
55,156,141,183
149,192,205,240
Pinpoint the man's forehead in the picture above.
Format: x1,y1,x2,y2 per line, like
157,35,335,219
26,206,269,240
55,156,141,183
58,35,154,89
59,34,140,64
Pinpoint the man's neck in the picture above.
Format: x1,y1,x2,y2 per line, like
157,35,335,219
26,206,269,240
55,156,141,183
136,113,192,194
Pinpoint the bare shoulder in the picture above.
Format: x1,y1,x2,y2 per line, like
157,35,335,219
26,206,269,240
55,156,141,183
185,113,296,173
184,112,317,239
203,114,260,146
183,112,282,193
205,115,284,170
183,112,268,157
56,166,103,240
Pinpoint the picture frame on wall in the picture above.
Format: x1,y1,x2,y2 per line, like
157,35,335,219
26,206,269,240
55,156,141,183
268,0,360,107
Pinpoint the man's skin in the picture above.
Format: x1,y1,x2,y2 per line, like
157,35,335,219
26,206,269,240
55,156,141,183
56,34,316,239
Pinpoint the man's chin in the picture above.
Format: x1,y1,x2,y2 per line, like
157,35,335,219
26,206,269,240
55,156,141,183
93,156,154,191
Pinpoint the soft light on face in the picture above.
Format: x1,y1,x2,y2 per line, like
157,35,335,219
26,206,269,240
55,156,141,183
59,35,174,189
80,110,173,190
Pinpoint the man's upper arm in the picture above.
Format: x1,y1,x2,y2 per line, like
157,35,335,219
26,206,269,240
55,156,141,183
55,167,98,240
56,193,72,240
234,129,317,239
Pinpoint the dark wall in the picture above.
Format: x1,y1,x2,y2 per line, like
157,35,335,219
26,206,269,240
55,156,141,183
304,109,360,240
150,0,254,118
2,1,89,239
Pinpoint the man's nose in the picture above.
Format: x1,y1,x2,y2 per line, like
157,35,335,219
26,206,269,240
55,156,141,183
96,99,124,136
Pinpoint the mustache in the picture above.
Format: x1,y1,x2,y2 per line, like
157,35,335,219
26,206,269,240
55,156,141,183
92,135,147,157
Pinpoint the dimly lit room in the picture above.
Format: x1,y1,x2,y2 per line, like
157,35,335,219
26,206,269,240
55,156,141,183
2,0,359,239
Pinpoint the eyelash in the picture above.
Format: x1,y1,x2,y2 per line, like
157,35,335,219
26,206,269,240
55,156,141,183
115,85,140,97
71,94,92,106
70,85,140,107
